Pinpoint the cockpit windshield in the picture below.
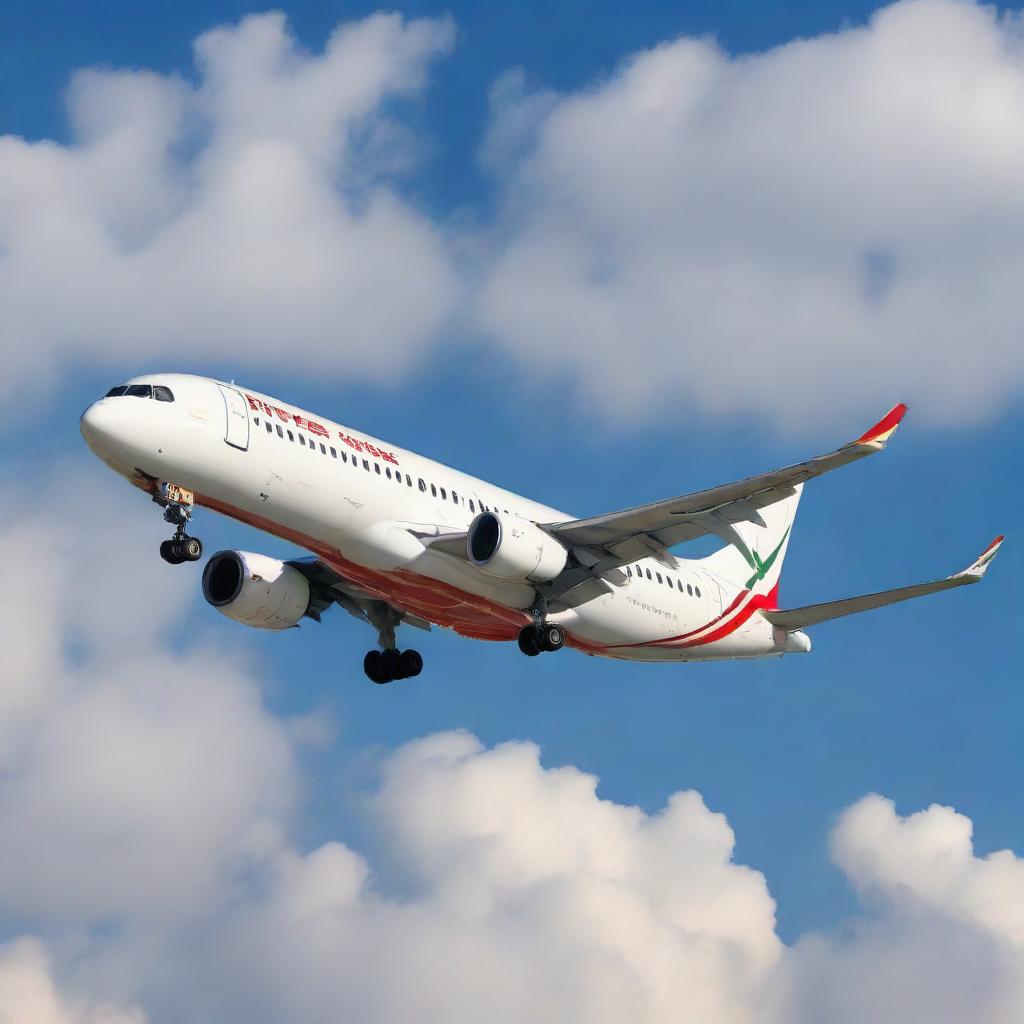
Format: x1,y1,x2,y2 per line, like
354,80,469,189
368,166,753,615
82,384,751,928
105,383,174,402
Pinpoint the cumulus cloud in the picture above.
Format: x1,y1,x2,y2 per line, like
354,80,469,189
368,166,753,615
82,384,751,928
1,473,1023,1023
0,937,145,1024
0,12,457,408
0,467,296,920
477,0,1024,430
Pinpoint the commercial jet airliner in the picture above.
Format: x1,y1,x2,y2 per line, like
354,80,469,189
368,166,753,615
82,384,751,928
80,374,1003,683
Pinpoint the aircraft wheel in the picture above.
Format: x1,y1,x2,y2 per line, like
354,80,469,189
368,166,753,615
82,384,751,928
364,650,390,684
518,626,541,657
160,540,184,565
182,536,203,561
383,649,404,680
401,649,423,678
539,623,565,652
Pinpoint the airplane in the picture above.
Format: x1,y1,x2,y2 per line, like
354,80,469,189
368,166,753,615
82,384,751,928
79,374,1003,683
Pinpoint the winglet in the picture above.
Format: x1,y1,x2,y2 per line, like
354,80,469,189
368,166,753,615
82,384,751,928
952,535,1005,581
854,402,909,447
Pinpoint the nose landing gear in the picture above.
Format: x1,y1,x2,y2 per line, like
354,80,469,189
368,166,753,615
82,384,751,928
155,482,204,565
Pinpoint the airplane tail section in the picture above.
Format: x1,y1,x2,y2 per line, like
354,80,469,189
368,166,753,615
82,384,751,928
698,484,803,603
761,535,1004,631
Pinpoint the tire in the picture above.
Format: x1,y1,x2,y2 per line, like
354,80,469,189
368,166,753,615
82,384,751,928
540,624,565,653
517,626,540,657
160,540,183,565
401,649,423,678
383,649,404,680
183,537,203,561
364,650,389,684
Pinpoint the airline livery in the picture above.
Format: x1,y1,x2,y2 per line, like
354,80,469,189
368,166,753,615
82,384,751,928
80,375,1003,683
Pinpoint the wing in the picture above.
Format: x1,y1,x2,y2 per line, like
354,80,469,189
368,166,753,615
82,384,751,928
541,404,907,562
288,557,432,632
523,404,908,605
761,536,1004,630
422,404,909,609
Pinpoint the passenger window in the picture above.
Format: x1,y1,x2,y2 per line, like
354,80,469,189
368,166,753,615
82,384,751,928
287,430,294,442
276,424,284,438
677,579,683,592
626,566,632,578
330,447,337,458
254,416,260,427
431,484,437,497
341,450,347,463
299,434,306,446
452,491,458,504
666,576,672,588
320,443,326,454
646,569,652,580
406,475,413,487
419,479,426,492
153,386,174,402
265,421,272,434
386,467,392,479
687,584,693,596
440,487,447,500
695,586,701,598
469,499,475,513
363,459,370,471
656,572,662,584
374,463,381,474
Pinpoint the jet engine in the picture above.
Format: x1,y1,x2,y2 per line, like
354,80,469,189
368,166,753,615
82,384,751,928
202,550,311,630
467,511,568,583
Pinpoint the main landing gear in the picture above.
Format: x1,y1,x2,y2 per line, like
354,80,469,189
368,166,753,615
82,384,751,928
155,482,203,565
363,601,423,684
364,648,423,684
517,622,566,657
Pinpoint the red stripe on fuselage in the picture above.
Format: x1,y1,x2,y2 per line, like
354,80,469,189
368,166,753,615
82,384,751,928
194,493,532,641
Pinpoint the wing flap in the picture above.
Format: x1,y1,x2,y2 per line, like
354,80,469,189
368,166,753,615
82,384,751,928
762,536,1004,630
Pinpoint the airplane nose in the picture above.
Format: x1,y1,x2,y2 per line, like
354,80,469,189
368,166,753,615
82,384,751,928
80,400,120,454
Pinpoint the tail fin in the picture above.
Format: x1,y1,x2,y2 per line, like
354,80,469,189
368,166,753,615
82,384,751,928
698,484,803,602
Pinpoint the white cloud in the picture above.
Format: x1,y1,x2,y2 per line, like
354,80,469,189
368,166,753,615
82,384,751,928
1,477,1023,1023
0,936,145,1024
477,0,1024,431
0,12,457,408
0,467,297,920
6,1,1024,433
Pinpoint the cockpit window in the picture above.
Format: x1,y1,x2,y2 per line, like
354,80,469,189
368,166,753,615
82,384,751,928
105,383,174,402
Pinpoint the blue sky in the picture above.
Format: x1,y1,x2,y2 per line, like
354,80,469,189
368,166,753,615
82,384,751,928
0,2,1021,1020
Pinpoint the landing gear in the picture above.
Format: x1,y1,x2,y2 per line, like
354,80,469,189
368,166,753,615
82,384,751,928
517,622,566,657
363,647,423,684
362,601,424,683
154,482,203,564
159,536,203,565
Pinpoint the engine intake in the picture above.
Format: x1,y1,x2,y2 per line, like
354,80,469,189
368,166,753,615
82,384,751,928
202,550,310,630
467,511,567,583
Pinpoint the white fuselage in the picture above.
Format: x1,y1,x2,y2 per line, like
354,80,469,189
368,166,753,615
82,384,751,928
80,373,803,662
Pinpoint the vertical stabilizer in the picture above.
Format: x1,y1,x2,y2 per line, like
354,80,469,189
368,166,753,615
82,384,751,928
698,485,803,602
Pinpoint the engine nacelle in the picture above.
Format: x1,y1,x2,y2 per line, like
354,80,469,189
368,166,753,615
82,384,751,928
467,511,568,583
202,550,310,630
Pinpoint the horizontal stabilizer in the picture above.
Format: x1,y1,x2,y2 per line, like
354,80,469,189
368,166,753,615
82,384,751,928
762,536,1004,631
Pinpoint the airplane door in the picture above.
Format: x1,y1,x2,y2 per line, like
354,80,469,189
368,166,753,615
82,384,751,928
219,385,250,451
